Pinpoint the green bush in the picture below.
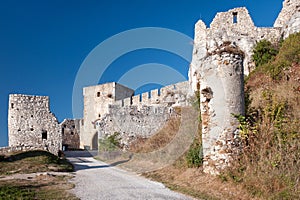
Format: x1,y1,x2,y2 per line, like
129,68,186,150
252,39,278,67
99,132,121,152
186,141,203,168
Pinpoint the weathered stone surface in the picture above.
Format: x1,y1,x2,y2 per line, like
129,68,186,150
98,105,176,149
189,0,299,175
81,82,134,150
198,44,244,174
274,0,300,38
274,0,299,28
61,119,81,150
8,94,61,155
84,81,189,150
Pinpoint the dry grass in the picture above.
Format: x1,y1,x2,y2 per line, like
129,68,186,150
0,150,77,199
144,165,258,200
224,58,300,199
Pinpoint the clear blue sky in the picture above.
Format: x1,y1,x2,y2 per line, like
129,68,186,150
0,0,283,147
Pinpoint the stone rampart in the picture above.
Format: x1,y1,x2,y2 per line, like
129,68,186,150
114,81,189,108
98,104,177,149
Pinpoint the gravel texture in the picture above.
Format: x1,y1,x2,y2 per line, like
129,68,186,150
65,151,193,200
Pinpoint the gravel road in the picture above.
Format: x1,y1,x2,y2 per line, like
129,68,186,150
65,151,194,200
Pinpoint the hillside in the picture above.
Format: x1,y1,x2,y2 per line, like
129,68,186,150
144,32,300,200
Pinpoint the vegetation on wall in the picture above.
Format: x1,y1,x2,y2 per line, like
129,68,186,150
225,32,300,199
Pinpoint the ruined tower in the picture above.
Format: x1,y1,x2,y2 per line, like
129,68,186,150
8,94,62,155
81,82,134,150
189,0,300,174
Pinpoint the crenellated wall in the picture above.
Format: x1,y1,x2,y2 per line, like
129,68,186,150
113,81,189,108
81,82,134,150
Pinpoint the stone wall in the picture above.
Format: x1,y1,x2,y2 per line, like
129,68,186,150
98,105,178,150
189,0,300,174
84,81,189,150
114,81,190,108
274,0,299,28
81,82,134,150
199,43,244,174
189,7,281,93
8,94,61,155
60,119,81,150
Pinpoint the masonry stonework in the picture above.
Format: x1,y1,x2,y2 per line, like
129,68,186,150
61,119,81,150
81,82,134,150
189,0,299,174
8,94,62,155
5,0,299,175
95,81,189,149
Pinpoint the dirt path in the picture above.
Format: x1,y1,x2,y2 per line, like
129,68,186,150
65,151,194,200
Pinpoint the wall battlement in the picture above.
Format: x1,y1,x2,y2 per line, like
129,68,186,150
113,81,189,107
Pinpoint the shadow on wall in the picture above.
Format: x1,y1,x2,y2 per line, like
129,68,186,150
92,132,98,150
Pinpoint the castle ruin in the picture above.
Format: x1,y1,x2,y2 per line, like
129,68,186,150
8,94,62,155
4,0,299,174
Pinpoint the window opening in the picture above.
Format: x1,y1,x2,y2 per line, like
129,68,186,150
233,12,238,24
42,130,47,140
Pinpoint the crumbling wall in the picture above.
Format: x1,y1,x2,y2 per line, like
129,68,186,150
98,105,177,149
96,81,189,150
274,0,299,28
81,82,134,150
199,42,245,174
189,7,281,94
61,119,81,150
8,94,61,155
189,0,300,174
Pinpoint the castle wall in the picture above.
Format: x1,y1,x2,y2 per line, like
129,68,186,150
274,0,299,28
189,7,281,94
113,81,190,108
60,119,81,150
81,82,134,150
98,104,176,149
8,94,61,155
94,81,189,150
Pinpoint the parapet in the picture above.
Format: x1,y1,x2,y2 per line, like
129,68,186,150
111,81,189,108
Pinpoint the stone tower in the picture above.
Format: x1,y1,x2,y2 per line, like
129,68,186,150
189,0,300,174
80,82,134,150
8,94,61,155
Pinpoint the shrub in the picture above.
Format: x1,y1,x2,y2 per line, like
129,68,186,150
98,132,121,152
252,39,278,67
186,140,203,168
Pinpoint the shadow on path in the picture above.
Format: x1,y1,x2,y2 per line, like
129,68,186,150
64,150,132,171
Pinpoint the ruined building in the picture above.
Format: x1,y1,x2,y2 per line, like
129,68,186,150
8,94,62,155
61,119,81,150
189,0,299,174
5,0,299,174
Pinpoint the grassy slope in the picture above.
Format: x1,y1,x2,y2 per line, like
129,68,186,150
144,33,300,200
0,150,78,200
